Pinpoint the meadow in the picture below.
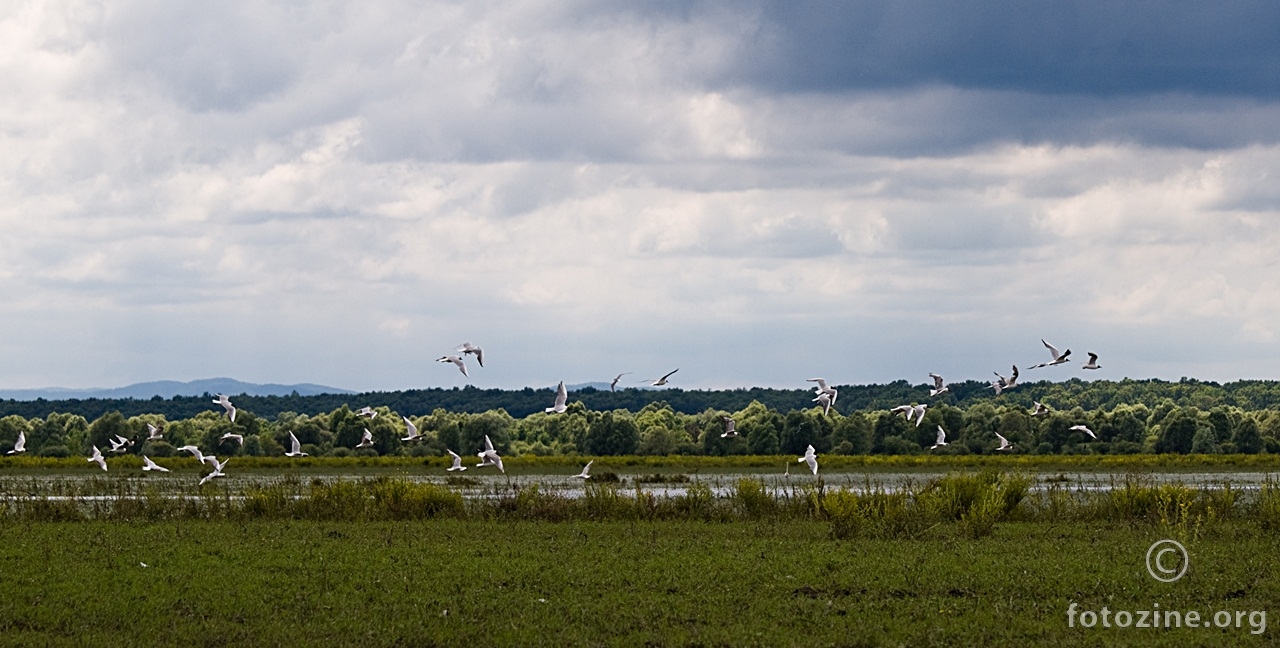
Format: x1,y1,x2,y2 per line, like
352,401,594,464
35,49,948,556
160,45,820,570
1,464,1280,645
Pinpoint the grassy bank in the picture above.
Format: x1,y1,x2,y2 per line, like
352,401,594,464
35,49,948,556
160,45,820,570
0,518,1276,646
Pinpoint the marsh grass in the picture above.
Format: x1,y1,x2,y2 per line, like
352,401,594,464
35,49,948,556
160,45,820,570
5,470,1280,544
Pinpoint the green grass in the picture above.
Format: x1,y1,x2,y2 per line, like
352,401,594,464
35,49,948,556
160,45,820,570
0,519,1276,646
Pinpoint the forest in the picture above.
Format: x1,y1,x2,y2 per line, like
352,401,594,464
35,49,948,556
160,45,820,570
2,377,1280,459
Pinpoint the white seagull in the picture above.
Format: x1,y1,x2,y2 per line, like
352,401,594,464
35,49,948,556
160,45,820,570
446,449,467,471
177,445,211,464
401,416,421,442
285,432,309,457
1030,339,1071,369
995,432,1014,452
87,446,107,471
814,391,834,416
356,428,375,449
146,423,164,441
475,435,504,473
1032,401,1050,416
1082,352,1101,370
645,369,679,386
928,373,949,397
456,342,484,367
897,404,928,427
573,460,593,480
355,406,378,419
108,435,131,453
931,426,949,450
219,432,244,446
610,373,631,392
7,431,25,454
992,365,1019,394
807,378,839,403
1070,424,1097,440
437,355,469,377
545,381,568,414
213,394,237,422
798,445,818,476
720,416,738,438
142,455,170,472
200,457,229,485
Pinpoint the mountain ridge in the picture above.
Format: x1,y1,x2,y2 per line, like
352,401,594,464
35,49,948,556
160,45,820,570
0,378,354,401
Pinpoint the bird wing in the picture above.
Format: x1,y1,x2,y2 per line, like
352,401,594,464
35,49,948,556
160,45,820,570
660,368,679,381
935,427,947,445
929,373,944,389
1087,352,1098,363
554,381,568,408
403,417,418,437
484,435,495,453
807,378,829,390
1042,339,1062,360
289,432,302,453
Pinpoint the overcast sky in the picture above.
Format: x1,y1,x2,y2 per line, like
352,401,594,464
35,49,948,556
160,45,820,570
4,1,1280,392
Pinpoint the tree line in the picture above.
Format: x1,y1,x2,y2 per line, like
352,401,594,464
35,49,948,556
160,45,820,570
6,377,1280,422
1,387,1278,459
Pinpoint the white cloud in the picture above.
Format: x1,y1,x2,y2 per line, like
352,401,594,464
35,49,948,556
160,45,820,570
2,2,1280,390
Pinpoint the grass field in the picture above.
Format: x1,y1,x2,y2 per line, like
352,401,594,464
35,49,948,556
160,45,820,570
0,519,1276,646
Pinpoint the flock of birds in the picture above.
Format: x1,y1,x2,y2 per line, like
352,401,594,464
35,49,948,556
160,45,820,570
2,339,1102,482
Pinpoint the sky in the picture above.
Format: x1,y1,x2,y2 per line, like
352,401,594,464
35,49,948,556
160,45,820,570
3,1,1280,393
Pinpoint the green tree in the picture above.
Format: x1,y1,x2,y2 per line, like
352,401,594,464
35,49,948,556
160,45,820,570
584,411,639,455
1233,417,1263,454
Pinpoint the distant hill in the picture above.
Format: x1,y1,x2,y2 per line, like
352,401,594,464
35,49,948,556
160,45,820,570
0,378,353,401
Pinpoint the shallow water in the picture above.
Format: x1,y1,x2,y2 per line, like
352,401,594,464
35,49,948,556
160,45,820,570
1,469,1273,500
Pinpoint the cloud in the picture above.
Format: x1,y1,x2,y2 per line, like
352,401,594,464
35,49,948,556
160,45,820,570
2,1,1280,390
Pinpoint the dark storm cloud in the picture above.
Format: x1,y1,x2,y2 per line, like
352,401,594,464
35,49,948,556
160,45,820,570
727,1,1280,98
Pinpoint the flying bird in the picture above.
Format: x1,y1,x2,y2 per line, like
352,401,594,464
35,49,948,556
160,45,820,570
108,435,131,453
1082,352,1101,370
285,432,309,457
890,404,913,418
141,455,169,472
995,432,1014,452
146,423,163,441
814,391,833,416
798,445,818,475
456,342,484,367
177,445,212,465
645,369,679,386
931,426,949,450
1032,401,1050,416
200,457,229,485
610,373,631,392
87,446,107,471
213,394,237,422
219,432,244,446
355,428,375,449
573,460,593,480
992,365,1019,394
808,378,838,407
355,407,378,419
437,355,469,377
475,435,504,473
720,416,738,438
1069,425,1097,440
545,381,568,414
7,431,25,454
446,449,467,471
1029,339,1071,369
928,373,949,397
401,416,421,442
